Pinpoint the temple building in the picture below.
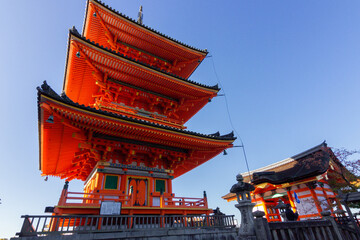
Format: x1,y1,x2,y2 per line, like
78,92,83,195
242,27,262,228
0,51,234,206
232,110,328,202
38,0,235,217
222,142,351,221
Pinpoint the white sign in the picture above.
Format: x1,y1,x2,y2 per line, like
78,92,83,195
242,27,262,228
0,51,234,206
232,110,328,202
100,201,121,215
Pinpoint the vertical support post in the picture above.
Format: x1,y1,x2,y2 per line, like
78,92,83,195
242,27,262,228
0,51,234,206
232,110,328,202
259,195,271,222
51,182,69,232
97,216,102,230
149,178,154,207
58,181,69,206
319,182,334,213
203,191,208,208
306,182,323,216
286,187,297,211
129,185,134,207
160,191,164,208
335,197,345,211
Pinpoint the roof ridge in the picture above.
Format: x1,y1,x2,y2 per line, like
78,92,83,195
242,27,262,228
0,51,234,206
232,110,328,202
91,0,208,54
38,81,235,141
69,27,219,91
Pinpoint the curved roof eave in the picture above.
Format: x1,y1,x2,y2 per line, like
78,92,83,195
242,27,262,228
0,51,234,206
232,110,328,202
63,27,219,93
39,81,236,142
84,0,209,54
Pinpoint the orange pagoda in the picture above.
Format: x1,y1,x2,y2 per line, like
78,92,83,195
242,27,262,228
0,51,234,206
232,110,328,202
38,0,235,217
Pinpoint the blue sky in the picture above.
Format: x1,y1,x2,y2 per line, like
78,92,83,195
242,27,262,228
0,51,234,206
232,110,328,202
1,0,360,238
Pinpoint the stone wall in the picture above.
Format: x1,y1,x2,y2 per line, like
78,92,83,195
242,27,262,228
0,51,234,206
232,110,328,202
11,228,238,240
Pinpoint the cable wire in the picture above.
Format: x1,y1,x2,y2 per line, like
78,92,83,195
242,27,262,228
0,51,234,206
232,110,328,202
209,57,252,178
209,56,259,209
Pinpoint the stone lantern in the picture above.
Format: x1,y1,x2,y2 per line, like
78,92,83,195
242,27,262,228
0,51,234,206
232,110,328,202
274,199,287,221
230,174,256,240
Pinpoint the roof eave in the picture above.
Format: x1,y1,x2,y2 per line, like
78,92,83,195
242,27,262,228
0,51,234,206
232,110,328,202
90,0,208,54
39,82,236,142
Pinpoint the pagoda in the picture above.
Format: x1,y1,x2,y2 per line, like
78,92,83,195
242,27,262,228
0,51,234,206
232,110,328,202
37,0,235,216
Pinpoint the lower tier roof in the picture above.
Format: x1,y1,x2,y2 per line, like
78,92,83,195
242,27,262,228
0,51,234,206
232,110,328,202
37,82,235,180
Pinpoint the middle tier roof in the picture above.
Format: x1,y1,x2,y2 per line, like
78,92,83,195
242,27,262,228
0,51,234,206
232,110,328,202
38,82,235,181
63,28,219,127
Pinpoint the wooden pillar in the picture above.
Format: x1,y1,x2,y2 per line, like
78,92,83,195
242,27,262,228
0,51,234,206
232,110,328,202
259,195,271,222
149,177,153,207
167,178,172,194
58,181,69,206
335,198,344,211
286,187,297,211
97,172,104,190
319,183,334,214
306,182,322,216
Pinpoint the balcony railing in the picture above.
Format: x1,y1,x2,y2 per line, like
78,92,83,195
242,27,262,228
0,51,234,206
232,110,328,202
58,191,208,209
17,214,236,237
59,191,131,206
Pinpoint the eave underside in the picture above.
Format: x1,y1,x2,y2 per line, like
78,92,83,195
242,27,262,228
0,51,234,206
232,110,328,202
38,90,234,181
83,0,207,79
63,33,217,125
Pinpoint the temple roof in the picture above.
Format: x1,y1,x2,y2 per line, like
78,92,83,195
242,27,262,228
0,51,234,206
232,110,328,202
247,142,330,185
41,82,233,141
222,142,332,200
38,82,235,180
66,27,218,91
62,28,218,125
82,0,208,79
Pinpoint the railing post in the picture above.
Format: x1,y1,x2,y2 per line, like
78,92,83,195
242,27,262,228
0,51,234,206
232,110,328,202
253,211,272,240
321,211,345,240
97,216,103,230
129,186,134,207
203,191,208,208
58,181,69,206
160,192,164,208
18,215,36,237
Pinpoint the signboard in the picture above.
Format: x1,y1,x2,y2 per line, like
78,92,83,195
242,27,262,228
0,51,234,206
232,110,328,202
100,201,121,215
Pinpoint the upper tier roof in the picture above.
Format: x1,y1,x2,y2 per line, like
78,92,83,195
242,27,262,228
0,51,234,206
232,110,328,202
82,0,208,79
63,28,218,125
38,82,235,180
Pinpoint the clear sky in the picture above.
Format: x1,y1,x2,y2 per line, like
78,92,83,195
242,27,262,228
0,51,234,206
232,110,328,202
1,0,360,238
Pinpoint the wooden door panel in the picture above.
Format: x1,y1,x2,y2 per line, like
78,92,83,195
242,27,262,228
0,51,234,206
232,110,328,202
138,180,147,206
128,178,148,206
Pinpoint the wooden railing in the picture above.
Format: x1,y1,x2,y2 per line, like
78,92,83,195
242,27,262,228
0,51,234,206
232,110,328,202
59,191,208,209
60,191,131,206
269,220,339,240
336,215,360,227
162,196,207,208
17,214,236,237
254,211,360,240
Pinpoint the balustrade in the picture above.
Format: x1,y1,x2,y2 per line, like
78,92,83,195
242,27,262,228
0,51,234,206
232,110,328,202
17,214,236,237
59,190,208,209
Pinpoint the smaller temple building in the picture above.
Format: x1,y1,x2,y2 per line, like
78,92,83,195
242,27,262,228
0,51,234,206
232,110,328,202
223,142,352,221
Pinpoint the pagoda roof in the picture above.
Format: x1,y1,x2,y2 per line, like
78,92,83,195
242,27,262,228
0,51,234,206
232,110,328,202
38,82,235,180
63,28,218,124
42,81,232,141
82,0,208,79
